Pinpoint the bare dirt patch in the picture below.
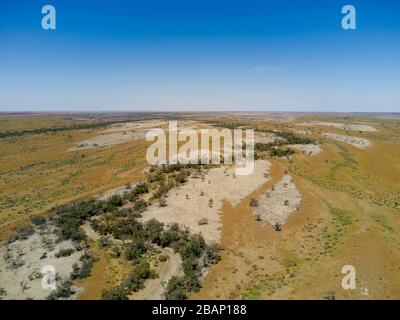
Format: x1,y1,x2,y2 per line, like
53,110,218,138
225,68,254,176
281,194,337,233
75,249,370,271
0,226,83,300
69,119,207,151
253,174,302,226
69,131,145,150
140,160,271,243
299,122,377,132
322,132,371,149
255,132,284,144
288,144,322,156
295,130,312,135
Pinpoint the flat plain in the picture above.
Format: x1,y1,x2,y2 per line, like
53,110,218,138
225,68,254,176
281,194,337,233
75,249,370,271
0,112,399,300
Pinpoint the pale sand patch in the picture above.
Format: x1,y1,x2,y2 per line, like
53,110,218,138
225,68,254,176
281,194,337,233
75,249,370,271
105,120,167,133
295,130,312,135
140,160,271,243
105,120,203,133
0,226,83,300
69,131,146,150
288,144,322,156
298,121,377,132
322,132,371,149
81,221,101,242
253,175,301,226
69,120,207,151
255,132,284,144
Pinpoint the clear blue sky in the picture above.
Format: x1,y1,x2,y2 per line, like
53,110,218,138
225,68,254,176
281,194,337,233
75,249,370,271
0,0,399,112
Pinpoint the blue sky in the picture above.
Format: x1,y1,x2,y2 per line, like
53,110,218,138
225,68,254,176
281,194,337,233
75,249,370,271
0,0,399,112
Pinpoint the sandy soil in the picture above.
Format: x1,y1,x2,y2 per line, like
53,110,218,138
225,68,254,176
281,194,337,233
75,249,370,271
298,122,377,132
255,132,284,144
288,144,322,156
81,222,101,242
295,130,312,135
253,174,302,226
322,132,371,149
140,160,271,243
0,226,83,300
70,119,207,150
69,131,146,150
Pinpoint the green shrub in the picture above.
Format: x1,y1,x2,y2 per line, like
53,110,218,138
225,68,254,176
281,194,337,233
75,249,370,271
164,276,188,300
47,282,75,300
158,254,169,262
133,200,147,213
55,248,74,258
123,182,149,202
50,199,103,241
101,286,129,300
70,251,94,280
204,243,221,266
175,171,188,184
144,219,164,243
0,288,6,300
125,239,148,261
30,215,46,226
112,217,145,240
97,236,111,248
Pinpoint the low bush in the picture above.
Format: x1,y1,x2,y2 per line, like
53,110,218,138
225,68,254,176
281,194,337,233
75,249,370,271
133,199,147,213
158,254,169,262
55,248,74,258
47,281,75,300
164,276,188,300
125,238,148,261
70,251,94,280
30,215,46,226
175,171,189,184
101,286,129,300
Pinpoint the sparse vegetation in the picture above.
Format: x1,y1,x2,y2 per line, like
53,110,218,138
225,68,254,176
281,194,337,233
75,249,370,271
0,288,6,300
250,198,259,207
2,115,399,301
47,281,75,300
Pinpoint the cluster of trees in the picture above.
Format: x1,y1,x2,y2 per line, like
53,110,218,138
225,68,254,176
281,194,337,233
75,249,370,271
268,147,295,157
41,160,219,300
0,120,121,139
70,251,94,279
49,181,152,241
121,182,149,202
49,199,105,241
97,213,220,300
274,131,315,145
47,281,76,300
162,229,221,299
101,261,157,300
255,130,315,158
206,120,249,130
